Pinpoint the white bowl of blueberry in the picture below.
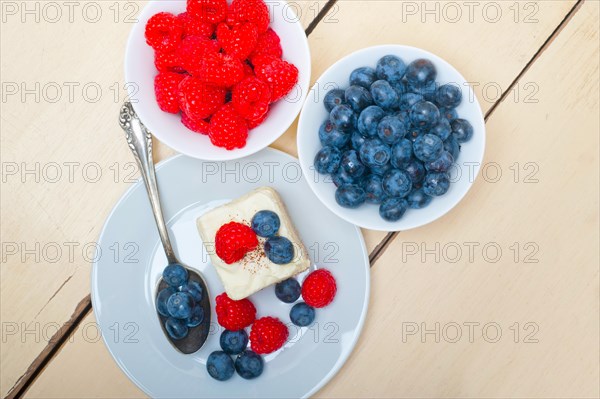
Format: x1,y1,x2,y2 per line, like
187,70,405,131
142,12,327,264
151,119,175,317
297,45,485,231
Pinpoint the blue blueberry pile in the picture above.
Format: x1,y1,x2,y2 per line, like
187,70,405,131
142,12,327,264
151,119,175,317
314,55,474,221
207,330,264,381
274,278,316,327
251,210,295,264
156,264,204,340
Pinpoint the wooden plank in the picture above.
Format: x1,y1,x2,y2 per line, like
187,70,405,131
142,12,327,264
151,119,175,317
0,1,327,396
313,2,600,398
20,1,592,398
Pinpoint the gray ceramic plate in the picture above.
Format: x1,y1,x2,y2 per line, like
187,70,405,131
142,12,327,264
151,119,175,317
91,149,370,398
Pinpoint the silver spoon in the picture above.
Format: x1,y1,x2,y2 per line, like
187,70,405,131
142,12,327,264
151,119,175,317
119,102,210,354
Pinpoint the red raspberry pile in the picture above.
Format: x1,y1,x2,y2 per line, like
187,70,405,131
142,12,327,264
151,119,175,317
145,0,299,150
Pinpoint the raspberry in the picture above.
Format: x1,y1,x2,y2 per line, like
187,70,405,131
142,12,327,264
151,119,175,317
196,52,245,88
181,112,209,135
249,28,282,63
178,76,226,120
178,12,214,38
301,269,337,308
154,71,185,114
187,0,228,24
242,62,255,79
176,36,220,75
145,12,184,52
247,111,268,129
215,293,256,330
227,0,270,33
154,50,185,73
254,55,298,102
216,22,258,60
232,77,271,126
250,317,288,354
215,221,258,263
209,104,249,149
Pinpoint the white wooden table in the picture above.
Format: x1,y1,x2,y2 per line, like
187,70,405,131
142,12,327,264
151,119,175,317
1,1,598,397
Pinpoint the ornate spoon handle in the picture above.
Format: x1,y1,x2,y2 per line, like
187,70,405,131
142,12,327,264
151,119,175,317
118,102,178,265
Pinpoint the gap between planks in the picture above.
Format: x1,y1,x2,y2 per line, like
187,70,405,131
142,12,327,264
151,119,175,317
7,0,586,396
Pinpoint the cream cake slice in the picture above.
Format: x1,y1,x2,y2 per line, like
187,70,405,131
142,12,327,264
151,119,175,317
196,187,310,300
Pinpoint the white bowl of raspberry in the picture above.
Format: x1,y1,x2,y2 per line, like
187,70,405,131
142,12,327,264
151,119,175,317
125,0,311,160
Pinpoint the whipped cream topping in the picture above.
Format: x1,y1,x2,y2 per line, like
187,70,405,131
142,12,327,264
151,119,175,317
197,187,310,300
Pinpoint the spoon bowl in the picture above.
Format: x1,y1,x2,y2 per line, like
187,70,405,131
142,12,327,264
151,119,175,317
156,266,211,354
119,102,211,354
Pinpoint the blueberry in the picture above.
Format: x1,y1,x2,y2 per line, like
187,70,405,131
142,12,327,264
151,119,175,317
220,330,249,355
235,350,264,379
275,278,301,303
324,89,345,112
251,210,281,237
451,119,474,143
351,130,367,150
359,138,391,167
423,172,451,196
377,116,406,145
167,292,194,319
341,149,366,178
412,81,438,102
370,80,399,109
382,169,412,198
409,101,440,129
369,162,392,176
391,139,413,168
290,302,316,327
399,93,423,109
435,84,462,108
379,198,408,222
405,127,425,143
318,120,350,148
332,167,357,187
413,134,443,162
157,287,176,317
425,151,454,172
405,59,437,88
376,55,406,83
430,118,452,141
163,264,188,287
393,110,410,128
390,80,407,97
362,174,386,204
345,85,373,112
407,188,433,209
335,184,366,208
357,105,385,137
444,135,460,160
165,317,189,340
350,66,377,88
264,236,294,264
404,159,426,184
439,107,458,121
207,351,235,381
330,104,356,132
187,304,205,327
314,146,341,174
179,281,203,302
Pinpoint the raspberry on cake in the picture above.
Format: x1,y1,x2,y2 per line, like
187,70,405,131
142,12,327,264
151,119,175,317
197,187,310,300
